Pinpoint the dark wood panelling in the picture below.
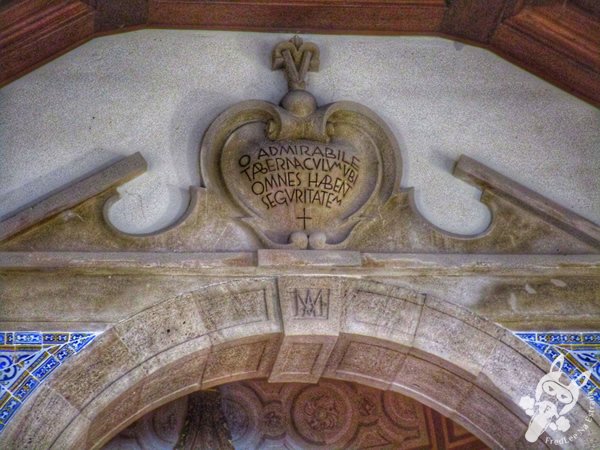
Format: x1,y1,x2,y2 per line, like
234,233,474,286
0,0,94,84
148,0,446,33
84,0,148,32
492,1,600,103
508,2,599,69
441,0,523,43
0,0,598,106
569,0,600,17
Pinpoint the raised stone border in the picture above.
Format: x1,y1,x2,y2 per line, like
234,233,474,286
0,153,146,243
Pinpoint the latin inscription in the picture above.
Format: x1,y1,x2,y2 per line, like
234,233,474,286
238,143,361,210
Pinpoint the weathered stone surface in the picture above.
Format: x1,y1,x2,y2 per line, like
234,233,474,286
270,277,342,382
413,296,504,379
0,179,261,250
499,330,555,370
258,249,361,267
114,293,208,363
138,343,209,411
86,381,144,447
49,329,136,410
3,279,597,448
276,341,322,373
269,336,335,383
474,276,600,330
341,279,425,345
50,413,91,450
451,385,529,449
79,361,150,429
1,256,598,332
47,338,210,448
81,342,210,449
194,278,281,345
0,385,80,450
324,335,407,390
390,354,473,418
454,155,600,250
201,336,281,388
277,277,342,336
0,153,147,243
343,188,600,254
0,272,229,330
477,338,548,421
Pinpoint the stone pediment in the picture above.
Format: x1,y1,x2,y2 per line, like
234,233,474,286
0,36,598,255
1,149,599,254
0,99,598,255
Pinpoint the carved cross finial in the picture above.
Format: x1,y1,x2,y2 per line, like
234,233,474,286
272,36,320,90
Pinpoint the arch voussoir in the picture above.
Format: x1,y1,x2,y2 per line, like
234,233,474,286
2,276,597,449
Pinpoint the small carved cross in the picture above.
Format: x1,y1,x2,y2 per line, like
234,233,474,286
296,207,312,230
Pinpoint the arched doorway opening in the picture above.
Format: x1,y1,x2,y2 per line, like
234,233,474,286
104,378,490,449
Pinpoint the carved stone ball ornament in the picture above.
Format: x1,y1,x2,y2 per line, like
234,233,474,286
200,36,400,249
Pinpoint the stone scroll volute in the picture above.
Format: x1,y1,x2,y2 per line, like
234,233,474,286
200,36,400,249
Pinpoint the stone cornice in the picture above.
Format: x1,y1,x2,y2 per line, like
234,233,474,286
0,251,598,277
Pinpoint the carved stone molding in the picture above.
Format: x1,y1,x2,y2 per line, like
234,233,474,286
200,36,399,249
269,277,342,383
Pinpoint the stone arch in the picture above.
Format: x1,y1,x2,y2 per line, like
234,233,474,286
1,277,596,449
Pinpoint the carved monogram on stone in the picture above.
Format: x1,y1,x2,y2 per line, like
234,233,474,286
292,288,329,319
201,36,399,249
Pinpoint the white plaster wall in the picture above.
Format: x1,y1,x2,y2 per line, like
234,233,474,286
0,30,598,235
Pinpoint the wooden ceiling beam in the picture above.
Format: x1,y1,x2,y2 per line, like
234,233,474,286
0,0,598,106
441,0,523,43
147,0,445,33
0,0,95,85
492,0,600,105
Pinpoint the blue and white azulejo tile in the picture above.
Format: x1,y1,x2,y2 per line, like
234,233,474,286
0,331,98,433
515,332,600,405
